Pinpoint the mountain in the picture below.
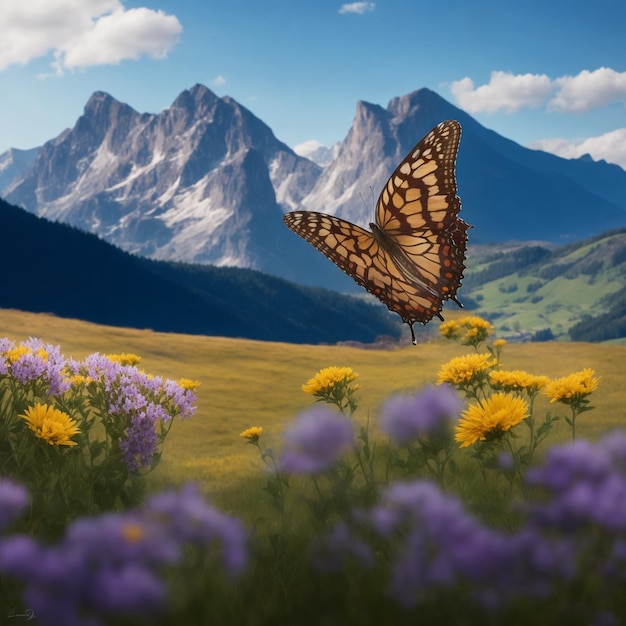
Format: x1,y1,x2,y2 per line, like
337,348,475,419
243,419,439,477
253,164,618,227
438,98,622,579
2,85,626,291
0,197,399,344
3,85,352,291
301,89,626,244
0,147,38,193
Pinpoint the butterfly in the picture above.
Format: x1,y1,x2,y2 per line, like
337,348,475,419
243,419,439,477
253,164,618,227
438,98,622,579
283,120,470,345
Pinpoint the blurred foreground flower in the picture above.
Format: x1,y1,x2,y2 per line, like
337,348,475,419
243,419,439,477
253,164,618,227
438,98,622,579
526,430,626,533
379,385,462,446
279,406,355,475
0,480,29,530
0,485,247,625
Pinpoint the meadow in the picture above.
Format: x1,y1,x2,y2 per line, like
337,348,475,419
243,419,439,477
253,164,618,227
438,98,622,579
1,307,624,501
1,306,626,625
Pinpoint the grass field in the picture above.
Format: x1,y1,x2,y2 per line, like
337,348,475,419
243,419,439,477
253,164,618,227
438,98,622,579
2,306,625,509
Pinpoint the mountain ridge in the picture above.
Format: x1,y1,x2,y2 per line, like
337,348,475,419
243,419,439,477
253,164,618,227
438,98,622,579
2,84,625,288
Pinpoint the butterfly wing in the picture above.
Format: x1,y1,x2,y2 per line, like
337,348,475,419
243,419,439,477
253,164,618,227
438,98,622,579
282,211,449,332
374,120,468,307
283,120,469,343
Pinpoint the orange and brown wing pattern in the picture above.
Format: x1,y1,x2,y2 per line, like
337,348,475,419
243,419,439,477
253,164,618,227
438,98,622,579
375,120,461,233
283,120,469,343
282,212,445,326
374,120,468,305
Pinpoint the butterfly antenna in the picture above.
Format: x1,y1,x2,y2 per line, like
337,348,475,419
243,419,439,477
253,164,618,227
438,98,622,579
358,187,377,211
409,322,417,346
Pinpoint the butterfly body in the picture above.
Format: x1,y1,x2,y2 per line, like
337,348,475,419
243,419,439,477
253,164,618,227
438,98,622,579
284,120,469,345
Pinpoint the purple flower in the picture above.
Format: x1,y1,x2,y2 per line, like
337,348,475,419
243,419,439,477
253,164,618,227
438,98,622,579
526,431,626,532
313,522,374,572
279,406,355,475
7,339,70,396
146,485,248,578
119,410,160,473
0,486,247,624
89,565,166,614
0,480,29,530
379,385,462,445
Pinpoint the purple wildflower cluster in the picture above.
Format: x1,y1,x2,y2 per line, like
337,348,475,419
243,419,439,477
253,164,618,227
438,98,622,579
0,484,247,626
379,384,462,445
314,430,626,615
526,430,626,533
314,480,568,609
0,480,29,530
1,338,70,396
68,353,198,472
279,406,355,475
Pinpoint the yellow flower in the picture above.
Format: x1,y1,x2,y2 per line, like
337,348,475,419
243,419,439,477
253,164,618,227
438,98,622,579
302,366,359,395
178,378,201,391
240,426,263,442
437,353,495,387
455,393,529,448
460,316,494,345
106,353,142,366
439,320,460,340
20,403,80,446
493,339,506,349
489,370,550,394
5,345,48,363
544,368,599,405
65,374,92,387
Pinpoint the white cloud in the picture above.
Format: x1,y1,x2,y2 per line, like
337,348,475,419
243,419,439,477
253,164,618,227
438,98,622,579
451,67,626,115
549,67,626,113
211,75,226,87
450,71,553,113
294,139,325,156
529,128,626,169
339,2,375,15
0,0,181,73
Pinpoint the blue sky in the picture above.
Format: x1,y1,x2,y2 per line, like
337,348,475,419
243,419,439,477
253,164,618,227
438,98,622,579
1,0,625,167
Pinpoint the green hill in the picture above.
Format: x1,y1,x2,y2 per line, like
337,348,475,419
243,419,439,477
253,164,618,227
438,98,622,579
462,228,626,341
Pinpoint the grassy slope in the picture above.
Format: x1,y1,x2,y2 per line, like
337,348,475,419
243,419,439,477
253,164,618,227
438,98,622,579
1,307,625,504
465,232,626,338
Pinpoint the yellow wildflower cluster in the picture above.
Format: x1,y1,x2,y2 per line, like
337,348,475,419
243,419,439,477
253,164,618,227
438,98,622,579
106,353,142,366
437,353,495,388
439,316,495,347
20,403,80,446
455,393,529,448
302,366,359,396
177,378,201,391
65,373,92,388
5,345,48,363
489,370,550,395
240,426,263,443
544,368,599,405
